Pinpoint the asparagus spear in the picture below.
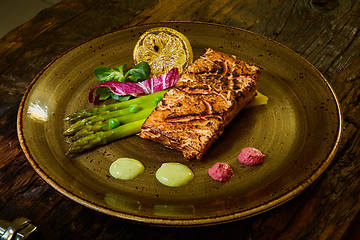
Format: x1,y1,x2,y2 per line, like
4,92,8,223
71,107,154,140
65,108,131,135
67,119,146,154
64,89,167,123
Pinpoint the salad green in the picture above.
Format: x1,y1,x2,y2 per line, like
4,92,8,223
93,62,151,101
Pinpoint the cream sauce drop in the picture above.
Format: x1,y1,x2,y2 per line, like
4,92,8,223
109,158,144,180
156,162,194,187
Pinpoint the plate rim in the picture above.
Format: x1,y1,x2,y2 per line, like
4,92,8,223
17,21,343,226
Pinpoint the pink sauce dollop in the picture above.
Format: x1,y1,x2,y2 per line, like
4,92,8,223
238,147,266,165
208,162,234,182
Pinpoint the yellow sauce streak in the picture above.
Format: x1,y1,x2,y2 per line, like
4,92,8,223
109,158,144,180
246,91,268,108
156,162,194,187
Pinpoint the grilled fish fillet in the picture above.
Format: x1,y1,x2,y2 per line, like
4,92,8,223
139,48,262,160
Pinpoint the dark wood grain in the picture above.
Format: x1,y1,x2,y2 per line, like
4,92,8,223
0,0,359,239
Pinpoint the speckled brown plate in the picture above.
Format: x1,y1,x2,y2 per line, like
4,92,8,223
17,22,342,226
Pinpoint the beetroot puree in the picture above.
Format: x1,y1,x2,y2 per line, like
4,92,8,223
238,147,266,165
208,162,234,182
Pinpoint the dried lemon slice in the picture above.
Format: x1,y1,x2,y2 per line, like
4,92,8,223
133,27,193,77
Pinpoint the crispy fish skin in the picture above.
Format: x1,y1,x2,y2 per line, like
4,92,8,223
139,48,262,160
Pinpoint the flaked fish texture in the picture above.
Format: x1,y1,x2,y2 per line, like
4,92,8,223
138,48,262,160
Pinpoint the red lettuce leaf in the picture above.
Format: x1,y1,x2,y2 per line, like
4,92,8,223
137,67,179,94
89,68,179,103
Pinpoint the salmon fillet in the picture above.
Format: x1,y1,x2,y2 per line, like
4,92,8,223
138,48,262,160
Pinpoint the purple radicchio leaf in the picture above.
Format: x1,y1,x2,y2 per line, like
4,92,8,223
89,68,179,103
137,67,179,94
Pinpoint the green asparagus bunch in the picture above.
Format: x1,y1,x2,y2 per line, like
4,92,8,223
64,90,167,154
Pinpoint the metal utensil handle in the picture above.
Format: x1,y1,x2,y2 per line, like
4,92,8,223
0,218,36,240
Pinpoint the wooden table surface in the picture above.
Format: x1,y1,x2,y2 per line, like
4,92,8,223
1,0,360,239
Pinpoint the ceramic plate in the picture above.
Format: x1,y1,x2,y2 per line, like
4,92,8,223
17,22,342,226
